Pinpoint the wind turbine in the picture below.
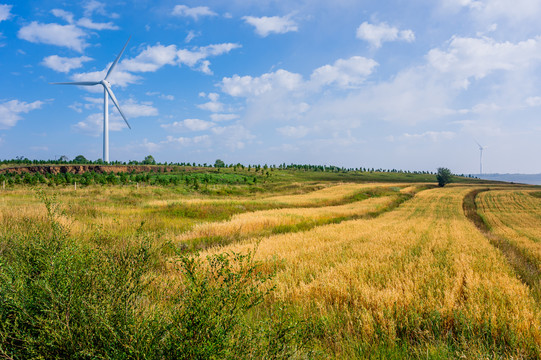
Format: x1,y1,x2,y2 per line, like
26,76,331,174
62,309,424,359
52,37,132,164
475,140,485,175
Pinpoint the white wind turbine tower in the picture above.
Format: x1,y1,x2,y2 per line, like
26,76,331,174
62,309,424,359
52,38,132,163
475,140,486,175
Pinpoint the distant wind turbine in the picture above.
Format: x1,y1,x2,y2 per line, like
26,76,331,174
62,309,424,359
475,140,486,175
51,37,132,163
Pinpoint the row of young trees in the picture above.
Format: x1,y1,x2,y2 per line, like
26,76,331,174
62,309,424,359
0,171,260,188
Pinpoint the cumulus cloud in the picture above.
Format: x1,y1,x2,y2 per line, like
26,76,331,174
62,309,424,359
221,69,303,97
66,41,240,91
176,43,241,71
0,4,11,22
172,5,217,20
356,22,415,48
121,99,159,118
42,55,92,73
0,100,44,129
427,36,541,89
310,56,378,88
197,93,224,112
121,44,178,72
242,14,298,37
161,119,214,132
71,67,140,89
122,42,240,75
18,22,88,52
222,56,377,97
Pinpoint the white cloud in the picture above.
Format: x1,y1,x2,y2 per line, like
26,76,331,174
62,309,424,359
401,131,456,142
42,55,92,73
121,42,240,75
71,67,140,89
427,36,541,89
526,96,541,107
77,18,119,30
172,5,217,20
210,113,238,122
356,22,415,48
185,30,200,43
121,44,178,72
176,43,241,73
242,14,298,37
146,91,174,100
163,135,211,147
72,98,157,135
277,125,310,138
210,124,254,150
0,4,11,22
197,92,224,112
0,100,44,129
443,0,541,24
51,9,74,24
142,138,161,153
222,56,377,97
83,0,106,17
161,119,214,132
18,22,88,52
67,42,240,90
221,69,303,97
121,99,158,118
310,56,378,88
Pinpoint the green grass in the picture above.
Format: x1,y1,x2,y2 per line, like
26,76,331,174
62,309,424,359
0,193,314,359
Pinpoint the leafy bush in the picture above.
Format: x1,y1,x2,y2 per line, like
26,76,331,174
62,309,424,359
0,193,312,359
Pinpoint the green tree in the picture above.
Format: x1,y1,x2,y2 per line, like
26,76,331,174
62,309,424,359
73,155,88,164
142,155,156,165
436,167,452,187
214,159,225,168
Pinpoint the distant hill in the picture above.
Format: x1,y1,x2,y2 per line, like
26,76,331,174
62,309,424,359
474,173,541,185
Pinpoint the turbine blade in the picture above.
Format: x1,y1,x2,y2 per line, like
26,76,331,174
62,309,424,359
50,81,100,86
103,83,131,129
104,36,131,81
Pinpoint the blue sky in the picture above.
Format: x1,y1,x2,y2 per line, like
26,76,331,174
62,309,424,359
1,0,541,174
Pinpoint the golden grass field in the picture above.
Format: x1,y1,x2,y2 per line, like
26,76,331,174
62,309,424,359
1,181,541,358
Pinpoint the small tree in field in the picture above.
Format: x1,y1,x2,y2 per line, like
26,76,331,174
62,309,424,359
142,155,156,165
437,167,452,187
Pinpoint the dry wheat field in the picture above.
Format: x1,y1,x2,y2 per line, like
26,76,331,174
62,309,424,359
1,180,540,358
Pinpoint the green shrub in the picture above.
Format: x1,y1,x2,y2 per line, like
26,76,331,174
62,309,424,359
0,193,312,359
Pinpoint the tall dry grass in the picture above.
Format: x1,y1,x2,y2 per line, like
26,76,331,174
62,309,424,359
201,186,541,357
477,190,541,268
